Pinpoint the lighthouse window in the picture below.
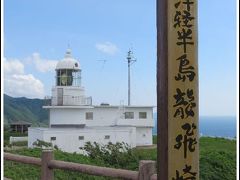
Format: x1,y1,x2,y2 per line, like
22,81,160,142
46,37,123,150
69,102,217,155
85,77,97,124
86,112,93,120
72,71,81,86
56,69,73,86
56,69,81,86
139,112,147,119
125,112,134,119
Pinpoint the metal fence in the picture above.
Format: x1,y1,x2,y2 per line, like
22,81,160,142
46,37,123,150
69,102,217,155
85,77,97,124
4,150,157,180
44,96,92,106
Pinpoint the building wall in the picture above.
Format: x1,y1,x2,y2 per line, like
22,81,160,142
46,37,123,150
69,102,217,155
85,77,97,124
85,106,154,127
28,128,44,147
85,107,119,126
28,127,136,153
52,86,86,97
51,86,87,106
50,108,86,125
45,106,154,150
49,106,154,128
136,127,153,146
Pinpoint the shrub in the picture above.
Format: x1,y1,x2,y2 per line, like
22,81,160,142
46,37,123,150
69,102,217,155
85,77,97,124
4,141,10,147
32,139,52,148
32,139,60,151
80,141,139,169
54,145,59,150
200,150,236,180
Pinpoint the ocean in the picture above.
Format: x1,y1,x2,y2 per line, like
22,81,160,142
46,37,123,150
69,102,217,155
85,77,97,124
152,115,236,138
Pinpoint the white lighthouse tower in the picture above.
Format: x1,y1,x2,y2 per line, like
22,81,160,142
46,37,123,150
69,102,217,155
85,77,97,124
28,49,154,153
47,49,92,128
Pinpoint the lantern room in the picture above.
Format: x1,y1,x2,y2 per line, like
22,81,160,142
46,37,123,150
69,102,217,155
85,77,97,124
55,49,81,87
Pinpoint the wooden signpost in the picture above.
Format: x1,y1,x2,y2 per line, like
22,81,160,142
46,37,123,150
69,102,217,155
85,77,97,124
157,0,199,179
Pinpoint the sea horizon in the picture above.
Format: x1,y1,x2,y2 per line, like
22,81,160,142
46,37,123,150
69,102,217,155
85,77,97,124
153,115,236,138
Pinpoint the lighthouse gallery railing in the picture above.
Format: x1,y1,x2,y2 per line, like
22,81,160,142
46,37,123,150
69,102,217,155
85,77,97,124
44,95,92,106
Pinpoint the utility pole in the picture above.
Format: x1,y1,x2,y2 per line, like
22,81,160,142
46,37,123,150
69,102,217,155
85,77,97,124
127,49,136,106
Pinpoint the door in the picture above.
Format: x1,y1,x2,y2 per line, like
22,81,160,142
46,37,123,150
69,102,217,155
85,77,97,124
57,88,63,105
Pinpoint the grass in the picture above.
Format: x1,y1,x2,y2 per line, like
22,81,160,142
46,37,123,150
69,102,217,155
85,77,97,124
10,141,28,146
4,148,119,180
199,137,236,180
200,136,236,153
4,136,236,180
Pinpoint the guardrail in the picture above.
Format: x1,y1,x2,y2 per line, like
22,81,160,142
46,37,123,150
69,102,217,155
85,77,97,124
4,150,157,180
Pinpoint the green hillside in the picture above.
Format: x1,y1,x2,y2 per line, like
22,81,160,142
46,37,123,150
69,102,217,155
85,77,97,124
4,94,49,127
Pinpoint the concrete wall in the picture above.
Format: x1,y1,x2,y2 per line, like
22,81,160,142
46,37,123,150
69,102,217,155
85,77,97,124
136,127,153,146
44,106,154,149
85,107,119,126
9,136,28,144
52,86,86,98
51,86,88,106
28,128,44,147
49,106,154,128
86,106,154,127
50,108,86,125
28,127,136,153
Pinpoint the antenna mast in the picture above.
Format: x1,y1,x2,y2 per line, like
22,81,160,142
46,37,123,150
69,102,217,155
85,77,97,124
127,49,136,106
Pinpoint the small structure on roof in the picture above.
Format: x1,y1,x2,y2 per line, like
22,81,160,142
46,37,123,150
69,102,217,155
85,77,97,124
10,121,32,133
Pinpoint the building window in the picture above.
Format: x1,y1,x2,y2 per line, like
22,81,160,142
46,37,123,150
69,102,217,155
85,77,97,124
51,137,56,141
79,136,84,140
86,112,93,120
105,135,110,139
125,112,134,119
139,112,147,119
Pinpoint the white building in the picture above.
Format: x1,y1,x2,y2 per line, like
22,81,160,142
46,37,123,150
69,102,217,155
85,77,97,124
28,49,154,153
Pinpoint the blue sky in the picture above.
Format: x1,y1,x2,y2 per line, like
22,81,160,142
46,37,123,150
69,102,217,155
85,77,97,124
3,0,236,116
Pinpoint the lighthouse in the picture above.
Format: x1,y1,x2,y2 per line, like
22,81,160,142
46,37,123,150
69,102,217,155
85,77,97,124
28,49,154,153
46,49,92,128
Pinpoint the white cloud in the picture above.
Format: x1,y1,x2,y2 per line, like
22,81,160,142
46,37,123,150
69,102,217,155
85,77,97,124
30,53,58,73
4,58,45,98
96,42,119,55
4,57,24,75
